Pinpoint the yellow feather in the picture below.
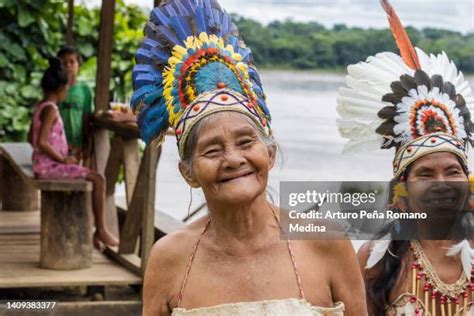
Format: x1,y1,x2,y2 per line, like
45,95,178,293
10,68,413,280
392,182,408,204
199,32,209,43
233,53,243,62
208,34,217,43
163,88,172,100
173,45,187,57
217,37,224,48
168,56,181,66
469,175,474,193
225,44,234,55
184,37,194,49
163,75,174,86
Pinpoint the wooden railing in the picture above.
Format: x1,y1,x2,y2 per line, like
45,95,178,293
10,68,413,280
92,114,161,276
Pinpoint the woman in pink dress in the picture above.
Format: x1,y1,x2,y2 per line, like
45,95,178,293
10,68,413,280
29,58,119,250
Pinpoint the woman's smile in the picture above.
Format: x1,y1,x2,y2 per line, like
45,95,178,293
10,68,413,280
218,169,256,183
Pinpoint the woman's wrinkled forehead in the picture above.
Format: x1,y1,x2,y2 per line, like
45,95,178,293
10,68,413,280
407,151,468,176
196,112,259,147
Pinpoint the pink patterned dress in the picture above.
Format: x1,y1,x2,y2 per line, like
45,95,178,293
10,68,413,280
30,101,89,179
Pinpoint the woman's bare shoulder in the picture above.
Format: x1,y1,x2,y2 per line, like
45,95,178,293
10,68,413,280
147,216,209,272
143,217,209,315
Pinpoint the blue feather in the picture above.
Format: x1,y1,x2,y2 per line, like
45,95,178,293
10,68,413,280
163,4,178,18
151,46,170,63
134,73,161,90
252,83,263,96
174,0,190,16
139,105,169,143
182,0,196,15
195,62,243,95
220,12,229,36
131,85,155,110
211,9,221,30
144,89,164,105
156,25,180,46
228,36,238,50
141,117,164,144
194,7,207,34
132,64,153,81
142,38,160,50
170,16,193,41
136,48,154,64
150,7,170,26
237,47,250,62
248,68,263,87
203,0,213,29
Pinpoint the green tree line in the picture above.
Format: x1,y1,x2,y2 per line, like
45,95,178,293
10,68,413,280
234,16,474,72
1,1,472,141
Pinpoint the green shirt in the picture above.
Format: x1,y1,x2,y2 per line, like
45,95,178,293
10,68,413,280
58,82,93,147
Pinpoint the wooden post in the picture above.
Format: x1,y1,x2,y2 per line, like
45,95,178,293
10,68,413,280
95,0,116,112
93,0,118,236
123,139,140,205
40,188,93,270
103,136,123,236
140,145,160,276
118,145,160,255
66,0,75,46
0,157,39,211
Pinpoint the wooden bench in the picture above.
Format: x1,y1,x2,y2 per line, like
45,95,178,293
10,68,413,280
0,143,93,270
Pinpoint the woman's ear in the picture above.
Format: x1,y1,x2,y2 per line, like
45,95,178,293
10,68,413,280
268,144,277,170
178,161,200,188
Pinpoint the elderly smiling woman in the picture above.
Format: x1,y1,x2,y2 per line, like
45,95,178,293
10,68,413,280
132,1,366,315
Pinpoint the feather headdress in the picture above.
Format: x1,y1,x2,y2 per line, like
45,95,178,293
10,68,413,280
337,0,474,177
131,0,270,156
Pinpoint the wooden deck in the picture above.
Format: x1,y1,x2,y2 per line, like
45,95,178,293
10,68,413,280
0,210,141,289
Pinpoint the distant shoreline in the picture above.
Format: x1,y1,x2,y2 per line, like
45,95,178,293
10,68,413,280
259,67,474,77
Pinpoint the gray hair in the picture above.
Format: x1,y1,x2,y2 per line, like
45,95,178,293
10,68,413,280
180,112,277,173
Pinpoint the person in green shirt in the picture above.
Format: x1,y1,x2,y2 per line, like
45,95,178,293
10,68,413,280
57,46,93,160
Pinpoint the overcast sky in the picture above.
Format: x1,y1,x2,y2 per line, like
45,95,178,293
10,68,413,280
83,0,474,33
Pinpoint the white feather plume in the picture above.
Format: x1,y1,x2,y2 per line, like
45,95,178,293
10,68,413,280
366,237,392,269
337,47,473,155
416,47,474,111
445,240,474,279
395,301,416,315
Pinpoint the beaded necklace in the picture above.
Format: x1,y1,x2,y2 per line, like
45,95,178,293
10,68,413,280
409,240,472,316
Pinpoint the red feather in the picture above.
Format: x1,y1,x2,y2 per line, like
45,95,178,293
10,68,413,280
380,0,421,70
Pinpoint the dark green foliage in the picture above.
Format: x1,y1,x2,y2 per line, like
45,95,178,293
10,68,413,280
0,0,146,141
1,2,472,141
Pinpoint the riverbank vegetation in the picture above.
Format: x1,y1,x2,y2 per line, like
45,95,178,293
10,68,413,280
1,1,472,141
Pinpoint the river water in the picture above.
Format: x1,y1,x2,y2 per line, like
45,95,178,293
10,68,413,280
117,70,474,239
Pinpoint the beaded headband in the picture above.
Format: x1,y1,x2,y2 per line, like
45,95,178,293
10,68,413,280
176,89,270,158
393,133,468,178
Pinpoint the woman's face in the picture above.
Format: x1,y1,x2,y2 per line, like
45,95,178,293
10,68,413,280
180,113,275,206
405,152,469,217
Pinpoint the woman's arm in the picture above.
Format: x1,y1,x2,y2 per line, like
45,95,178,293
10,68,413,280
143,233,185,316
38,105,66,163
357,241,377,316
328,240,368,316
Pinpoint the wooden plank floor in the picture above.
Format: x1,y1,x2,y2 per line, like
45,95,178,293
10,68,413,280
0,211,141,288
